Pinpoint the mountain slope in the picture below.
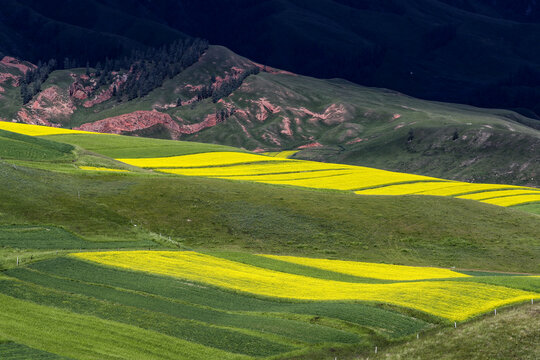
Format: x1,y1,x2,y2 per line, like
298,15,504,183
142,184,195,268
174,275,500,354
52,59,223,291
2,0,539,117
1,46,538,186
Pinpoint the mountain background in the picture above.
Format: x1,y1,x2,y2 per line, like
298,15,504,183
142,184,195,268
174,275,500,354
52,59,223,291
0,0,539,186
1,0,540,118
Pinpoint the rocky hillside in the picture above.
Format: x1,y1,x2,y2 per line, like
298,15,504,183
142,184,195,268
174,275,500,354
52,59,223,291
1,46,539,186
3,0,539,119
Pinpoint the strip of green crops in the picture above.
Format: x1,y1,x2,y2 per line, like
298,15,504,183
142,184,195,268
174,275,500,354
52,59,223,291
0,278,295,356
4,268,359,347
209,251,394,284
0,293,248,360
43,134,245,158
15,257,428,338
0,130,74,162
0,342,72,359
0,225,157,250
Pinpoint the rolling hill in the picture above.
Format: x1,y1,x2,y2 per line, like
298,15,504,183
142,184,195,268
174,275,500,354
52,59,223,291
1,0,540,118
0,122,538,359
1,46,539,186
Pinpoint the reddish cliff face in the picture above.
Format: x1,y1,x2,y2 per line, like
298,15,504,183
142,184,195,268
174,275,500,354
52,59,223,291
75,111,182,137
16,86,75,126
0,57,36,88
0,56,35,74
74,110,225,139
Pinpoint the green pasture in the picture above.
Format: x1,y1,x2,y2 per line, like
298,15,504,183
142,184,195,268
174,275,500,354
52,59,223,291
43,133,245,159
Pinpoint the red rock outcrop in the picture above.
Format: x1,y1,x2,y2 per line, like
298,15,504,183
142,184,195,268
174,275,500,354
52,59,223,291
0,56,35,74
280,117,293,136
178,114,221,135
74,110,226,139
293,104,350,125
82,74,128,108
75,111,183,138
0,72,21,86
252,62,296,76
252,97,281,122
16,86,75,126
297,142,323,149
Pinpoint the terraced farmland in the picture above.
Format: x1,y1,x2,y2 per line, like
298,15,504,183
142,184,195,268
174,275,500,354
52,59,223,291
72,251,539,322
116,151,540,208
0,122,538,359
1,255,431,359
2,251,538,359
1,122,538,208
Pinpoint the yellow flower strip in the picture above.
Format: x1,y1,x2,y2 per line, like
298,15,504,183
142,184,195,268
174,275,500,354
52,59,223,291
355,181,461,196
218,170,354,182
458,189,540,200
79,166,129,173
157,162,350,177
268,171,439,191
480,194,540,207
0,121,95,136
415,183,525,196
261,255,470,280
116,152,288,168
71,251,538,321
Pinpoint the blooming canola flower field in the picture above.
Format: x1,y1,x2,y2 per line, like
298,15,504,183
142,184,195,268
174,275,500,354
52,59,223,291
261,255,470,280
116,151,540,207
0,121,97,136
72,251,539,321
0,122,537,207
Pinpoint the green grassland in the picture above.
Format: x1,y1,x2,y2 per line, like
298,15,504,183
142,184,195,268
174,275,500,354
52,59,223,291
43,133,246,159
364,302,540,360
513,203,540,215
0,341,71,360
0,128,538,359
0,158,538,272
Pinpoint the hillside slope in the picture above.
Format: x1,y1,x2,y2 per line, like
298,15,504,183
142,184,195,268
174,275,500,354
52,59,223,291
0,123,538,359
1,0,539,118
1,46,539,185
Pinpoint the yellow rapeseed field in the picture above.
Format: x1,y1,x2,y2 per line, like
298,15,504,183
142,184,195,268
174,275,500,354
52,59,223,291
158,162,350,177
415,183,525,196
266,171,439,191
458,189,540,200
72,251,538,321
480,194,540,207
218,170,354,182
261,255,470,280
355,181,459,196
0,121,94,136
113,151,539,207
79,166,129,172
117,152,288,168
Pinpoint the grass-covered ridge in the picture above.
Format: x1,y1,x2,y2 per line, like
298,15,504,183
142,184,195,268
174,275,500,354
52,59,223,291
365,302,540,360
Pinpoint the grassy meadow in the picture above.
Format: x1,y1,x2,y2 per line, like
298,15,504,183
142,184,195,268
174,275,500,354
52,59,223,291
0,123,538,359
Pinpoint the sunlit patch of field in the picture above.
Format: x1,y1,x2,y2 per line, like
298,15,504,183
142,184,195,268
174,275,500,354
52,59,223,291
72,251,539,321
260,255,470,280
114,151,538,207
0,121,95,136
78,166,129,172
480,194,540,207
117,152,287,168
457,189,540,200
